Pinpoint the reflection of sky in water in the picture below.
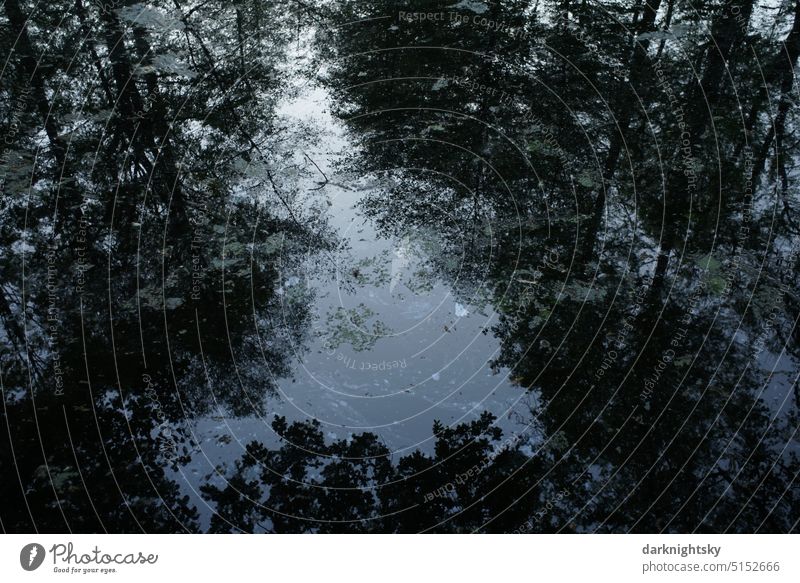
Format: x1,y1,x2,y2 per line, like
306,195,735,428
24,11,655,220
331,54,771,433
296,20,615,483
179,79,535,522
170,32,799,531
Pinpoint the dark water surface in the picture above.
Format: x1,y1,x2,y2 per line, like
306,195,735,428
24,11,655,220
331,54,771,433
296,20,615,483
1,0,798,533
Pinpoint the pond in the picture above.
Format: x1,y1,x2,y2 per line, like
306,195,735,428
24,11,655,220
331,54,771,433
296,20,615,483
1,0,798,533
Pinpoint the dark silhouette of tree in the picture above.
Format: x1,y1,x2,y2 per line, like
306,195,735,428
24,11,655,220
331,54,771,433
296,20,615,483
1,0,335,532
2,0,797,534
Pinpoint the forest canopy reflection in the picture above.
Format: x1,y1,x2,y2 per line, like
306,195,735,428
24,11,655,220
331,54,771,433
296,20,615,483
1,0,798,533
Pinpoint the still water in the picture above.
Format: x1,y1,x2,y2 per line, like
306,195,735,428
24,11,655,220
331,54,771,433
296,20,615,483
1,0,798,533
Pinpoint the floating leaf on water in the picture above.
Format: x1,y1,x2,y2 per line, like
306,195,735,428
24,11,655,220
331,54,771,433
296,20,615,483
449,0,489,14
321,304,392,352
165,297,184,310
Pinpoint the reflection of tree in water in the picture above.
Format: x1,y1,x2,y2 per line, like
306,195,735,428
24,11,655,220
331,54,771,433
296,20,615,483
0,0,334,531
202,411,541,533
205,0,798,533
2,0,799,532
